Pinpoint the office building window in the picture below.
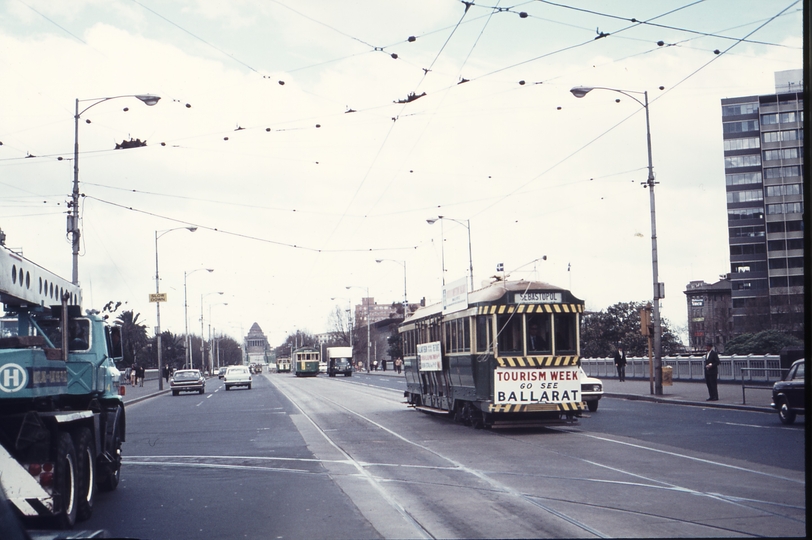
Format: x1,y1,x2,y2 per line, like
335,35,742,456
788,276,804,287
728,208,764,221
765,184,802,197
725,172,762,186
730,243,766,256
729,226,764,238
770,277,789,288
724,137,760,151
727,190,763,204
723,120,759,133
732,261,766,272
722,103,758,116
787,239,804,250
767,203,803,215
764,166,802,179
725,155,762,168
769,258,787,269
763,130,802,143
761,112,798,124
763,148,801,161
787,257,804,268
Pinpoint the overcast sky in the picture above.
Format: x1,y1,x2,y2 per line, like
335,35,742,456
0,0,803,347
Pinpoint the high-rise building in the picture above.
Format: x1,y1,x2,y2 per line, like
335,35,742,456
720,69,804,338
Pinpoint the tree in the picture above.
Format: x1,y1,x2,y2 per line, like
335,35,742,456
724,330,803,355
160,332,186,371
581,301,682,358
114,310,148,367
326,305,352,346
216,336,243,366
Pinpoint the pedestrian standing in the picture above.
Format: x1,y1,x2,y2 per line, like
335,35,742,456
704,342,720,401
613,346,627,382
137,364,145,387
163,364,170,383
395,357,402,374
130,364,137,386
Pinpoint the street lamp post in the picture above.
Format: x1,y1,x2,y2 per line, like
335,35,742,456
72,94,160,285
208,302,228,374
375,259,408,319
427,216,474,291
200,292,224,372
184,268,214,368
570,85,663,395
155,226,197,390
346,286,371,372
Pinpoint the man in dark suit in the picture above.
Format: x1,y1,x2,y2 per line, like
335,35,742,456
704,342,720,401
613,346,627,381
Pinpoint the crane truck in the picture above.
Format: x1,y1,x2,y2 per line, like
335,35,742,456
0,243,125,529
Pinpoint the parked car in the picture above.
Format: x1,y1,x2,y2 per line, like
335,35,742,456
170,369,205,396
224,365,252,390
580,368,603,412
771,359,804,424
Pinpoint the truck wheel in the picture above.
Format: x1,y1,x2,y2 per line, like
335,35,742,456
73,427,96,521
99,406,123,492
587,400,599,412
53,432,78,529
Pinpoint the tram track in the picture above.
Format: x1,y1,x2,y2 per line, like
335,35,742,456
268,374,805,538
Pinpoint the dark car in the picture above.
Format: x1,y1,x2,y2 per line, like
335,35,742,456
327,357,353,377
170,369,206,396
771,359,804,424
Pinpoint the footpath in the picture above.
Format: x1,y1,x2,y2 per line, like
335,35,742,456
122,370,776,414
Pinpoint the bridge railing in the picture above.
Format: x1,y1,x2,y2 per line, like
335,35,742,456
581,355,783,383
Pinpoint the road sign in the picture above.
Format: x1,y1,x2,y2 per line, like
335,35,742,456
149,293,167,303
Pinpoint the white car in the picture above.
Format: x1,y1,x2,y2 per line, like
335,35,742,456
223,365,252,391
580,368,603,412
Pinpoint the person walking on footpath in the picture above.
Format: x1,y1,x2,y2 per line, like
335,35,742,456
704,342,720,401
613,346,627,382
137,364,145,387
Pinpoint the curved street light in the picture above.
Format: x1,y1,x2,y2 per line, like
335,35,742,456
184,268,214,368
376,258,408,319
71,94,160,285
427,216,474,290
570,84,663,395
154,226,196,389
201,292,224,371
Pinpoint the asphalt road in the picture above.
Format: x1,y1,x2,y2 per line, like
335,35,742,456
77,371,804,539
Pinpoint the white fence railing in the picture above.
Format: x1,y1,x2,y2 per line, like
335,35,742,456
581,355,783,382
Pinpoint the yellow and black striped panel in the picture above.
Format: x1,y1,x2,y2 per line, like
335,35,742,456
489,401,584,413
496,355,579,367
477,304,584,315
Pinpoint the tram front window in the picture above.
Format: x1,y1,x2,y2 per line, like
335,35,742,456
526,313,551,354
496,314,522,355
554,313,577,354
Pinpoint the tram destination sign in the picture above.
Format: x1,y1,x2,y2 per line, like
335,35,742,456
514,291,561,304
494,367,580,404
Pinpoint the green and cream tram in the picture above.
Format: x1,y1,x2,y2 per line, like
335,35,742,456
400,280,585,428
292,346,320,377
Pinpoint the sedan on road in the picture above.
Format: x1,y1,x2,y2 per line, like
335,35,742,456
772,358,804,424
171,369,205,396
580,368,603,412
224,365,252,391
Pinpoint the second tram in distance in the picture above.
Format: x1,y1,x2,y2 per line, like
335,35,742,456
292,346,320,377
399,279,585,428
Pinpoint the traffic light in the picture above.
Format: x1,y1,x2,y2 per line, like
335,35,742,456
640,304,652,336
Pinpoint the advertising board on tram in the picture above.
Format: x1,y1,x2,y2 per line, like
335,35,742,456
494,367,581,404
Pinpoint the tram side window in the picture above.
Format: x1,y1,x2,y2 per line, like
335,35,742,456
462,317,470,351
526,313,551,354
496,313,522,355
475,316,491,352
554,313,577,354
